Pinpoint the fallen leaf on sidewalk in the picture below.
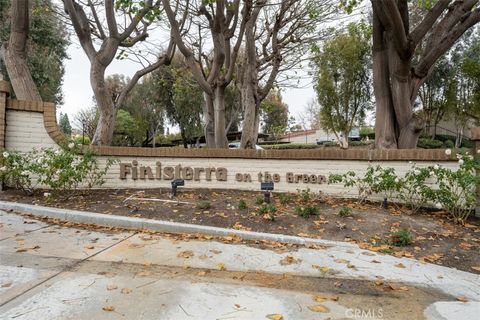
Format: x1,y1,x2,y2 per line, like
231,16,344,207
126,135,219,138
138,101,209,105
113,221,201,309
120,288,131,294
106,284,118,290
16,245,40,253
334,259,349,264
1,282,12,288
177,250,194,259
471,266,480,272
313,294,339,302
457,296,468,303
312,265,329,273
85,245,94,250
102,306,115,312
394,263,406,268
143,261,152,267
266,314,283,320
217,263,226,271
97,272,116,278
308,305,330,313
136,271,151,277
280,256,299,265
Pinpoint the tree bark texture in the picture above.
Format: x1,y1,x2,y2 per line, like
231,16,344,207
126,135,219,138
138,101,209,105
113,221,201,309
371,0,480,149
203,93,216,148
1,0,41,101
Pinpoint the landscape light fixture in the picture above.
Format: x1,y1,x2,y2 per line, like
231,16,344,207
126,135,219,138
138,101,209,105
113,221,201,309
171,179,185,197
261,181,274,204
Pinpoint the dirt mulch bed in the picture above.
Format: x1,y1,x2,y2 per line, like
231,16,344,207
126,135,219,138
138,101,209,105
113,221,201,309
1,188,479,274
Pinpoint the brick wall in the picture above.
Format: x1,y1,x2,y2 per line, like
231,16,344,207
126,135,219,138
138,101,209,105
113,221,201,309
0,83,470,194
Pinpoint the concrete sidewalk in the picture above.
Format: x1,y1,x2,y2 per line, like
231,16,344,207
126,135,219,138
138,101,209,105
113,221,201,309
1,210,479,319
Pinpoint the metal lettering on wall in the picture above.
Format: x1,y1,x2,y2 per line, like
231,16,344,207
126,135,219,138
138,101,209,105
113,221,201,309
119,161,327,184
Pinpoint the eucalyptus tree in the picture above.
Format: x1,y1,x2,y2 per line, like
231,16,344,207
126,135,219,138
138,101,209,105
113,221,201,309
61,0,177,145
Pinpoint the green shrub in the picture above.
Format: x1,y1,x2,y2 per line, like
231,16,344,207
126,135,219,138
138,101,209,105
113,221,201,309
443,140,454,148
295,205,319,218
390,229,413,247
0,146,114,196
298,188,313,203
258,203,277,221
417,138,443,149
262,143,320,150
338,207,353,217
278,193,294,206
349,140,374,147
255,196,264,205
196,200,212,210
238,199,248,210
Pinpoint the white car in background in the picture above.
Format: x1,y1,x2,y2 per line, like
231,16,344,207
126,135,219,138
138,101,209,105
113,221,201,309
228,142,264,150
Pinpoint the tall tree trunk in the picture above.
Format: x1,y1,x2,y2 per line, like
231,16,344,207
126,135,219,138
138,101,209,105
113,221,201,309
91,61,116,145
213,86,228,148
203,93,215,148
373,13,397,149
240,8,260,149
1,0,41,101
372,7,424,149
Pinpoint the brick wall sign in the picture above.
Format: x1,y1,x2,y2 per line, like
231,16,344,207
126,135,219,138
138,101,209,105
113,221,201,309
118,160,327,185
0,82,464,194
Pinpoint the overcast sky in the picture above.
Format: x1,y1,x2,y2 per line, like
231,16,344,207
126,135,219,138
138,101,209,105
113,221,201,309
60,43,316,129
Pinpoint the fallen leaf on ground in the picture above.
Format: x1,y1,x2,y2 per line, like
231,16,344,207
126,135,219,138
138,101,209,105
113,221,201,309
471,266,480,272
313,294,339,302
280,256,299,265
266,314,283,320
1,282,12,288
177,250,194,259
394,263,406,268
106,284,118,290
374,280,384,286
84,245,94,250
308,304,330,313
15,246,40,253
388,283,409,291
143,261,152,267
457,296,468,303
217,263,226,271
120,288,131,294
97,272,116,278
334,259,349,264
102,306,115,312
312,265,329,273
136,271,151,277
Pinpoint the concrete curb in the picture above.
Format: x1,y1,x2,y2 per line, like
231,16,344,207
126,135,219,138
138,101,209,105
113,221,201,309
0,200,357,248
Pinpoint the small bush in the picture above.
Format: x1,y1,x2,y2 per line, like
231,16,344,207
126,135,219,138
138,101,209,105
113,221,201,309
417,138,443,149
196,200,211,210
0,146,114,196
238,199,248,210
443,140,454,148
390,229,413,247
298,188,312,203
278,193,294,206
295,205,319,218
258,203,277,221
255,196,264,205
262,143,320,150
338,207,353,217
